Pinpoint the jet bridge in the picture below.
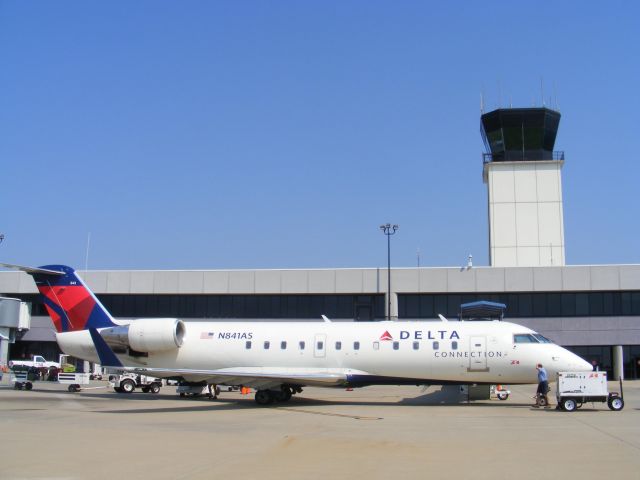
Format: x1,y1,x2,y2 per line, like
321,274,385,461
459,301,506,321
0,297,31,370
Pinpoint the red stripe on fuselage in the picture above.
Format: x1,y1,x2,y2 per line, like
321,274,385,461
38,285,96,332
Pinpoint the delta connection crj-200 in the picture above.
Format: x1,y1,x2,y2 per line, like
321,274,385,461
2,263,592,405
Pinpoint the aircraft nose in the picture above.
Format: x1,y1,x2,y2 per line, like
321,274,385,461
567,354,592,372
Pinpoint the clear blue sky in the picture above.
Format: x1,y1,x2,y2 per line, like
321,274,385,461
1,1,638,270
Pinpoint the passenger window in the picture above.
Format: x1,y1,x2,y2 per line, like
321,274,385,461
335,341,342,350
354,341,360,350
393,341,399,350
452,341,458,350
413,341,419,350
299,341,305,350
281,341,287,350
433,341,439,350
264,341,270,350
317,341,324,350
245,341,252,350
373,341,379,350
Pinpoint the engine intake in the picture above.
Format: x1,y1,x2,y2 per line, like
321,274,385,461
100,318,186,353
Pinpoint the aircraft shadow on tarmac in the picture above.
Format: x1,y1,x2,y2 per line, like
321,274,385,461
1,385,539,413
83,390,537,414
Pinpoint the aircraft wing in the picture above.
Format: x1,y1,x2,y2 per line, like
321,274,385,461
116,366,365,389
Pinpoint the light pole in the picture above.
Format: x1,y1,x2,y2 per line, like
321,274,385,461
379,223,398,320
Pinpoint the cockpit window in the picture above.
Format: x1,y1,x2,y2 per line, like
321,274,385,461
533,334,553,344
513,334,538,343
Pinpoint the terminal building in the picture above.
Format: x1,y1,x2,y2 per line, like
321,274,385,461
1,107,639,379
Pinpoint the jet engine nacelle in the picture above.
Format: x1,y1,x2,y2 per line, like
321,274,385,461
101,318,186,353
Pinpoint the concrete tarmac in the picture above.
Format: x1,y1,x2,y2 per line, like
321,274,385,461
0,378,638,480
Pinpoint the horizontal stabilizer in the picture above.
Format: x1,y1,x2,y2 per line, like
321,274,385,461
0,263,65,276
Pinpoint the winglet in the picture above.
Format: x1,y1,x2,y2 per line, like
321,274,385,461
321,315,331,323
89,328,123,368
438,314,449,323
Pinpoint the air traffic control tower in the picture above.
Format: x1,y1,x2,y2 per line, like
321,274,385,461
481,108,565,267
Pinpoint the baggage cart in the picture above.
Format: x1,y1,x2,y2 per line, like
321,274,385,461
11,371,34,390
57,372,91,392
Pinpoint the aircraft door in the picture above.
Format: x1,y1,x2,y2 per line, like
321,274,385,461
314,334,326,358
468,336,488,372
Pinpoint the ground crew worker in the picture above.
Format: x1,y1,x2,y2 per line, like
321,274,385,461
535,363,549,407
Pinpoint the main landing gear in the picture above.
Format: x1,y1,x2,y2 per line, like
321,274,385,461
254,386,302,405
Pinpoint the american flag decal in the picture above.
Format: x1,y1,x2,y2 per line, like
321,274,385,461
200,332,214,339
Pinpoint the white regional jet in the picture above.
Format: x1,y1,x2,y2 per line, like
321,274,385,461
4,264,592,405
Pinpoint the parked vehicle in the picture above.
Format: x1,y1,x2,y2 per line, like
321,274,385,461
108,373,162,394
8,355,60,369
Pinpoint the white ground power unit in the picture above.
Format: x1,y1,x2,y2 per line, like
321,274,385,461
556,371,624,412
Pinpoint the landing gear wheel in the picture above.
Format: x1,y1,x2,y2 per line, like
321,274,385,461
255,389,274,405
25,382,33,391
121,379,136,393
561,398,577,412
150,383,161,394
608,396,624,411
208,384,219,399
274,387,292,403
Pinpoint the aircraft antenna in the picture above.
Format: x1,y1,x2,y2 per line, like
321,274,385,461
84,232,91,271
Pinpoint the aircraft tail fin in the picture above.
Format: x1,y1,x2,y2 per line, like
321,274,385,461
2,263,117,333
